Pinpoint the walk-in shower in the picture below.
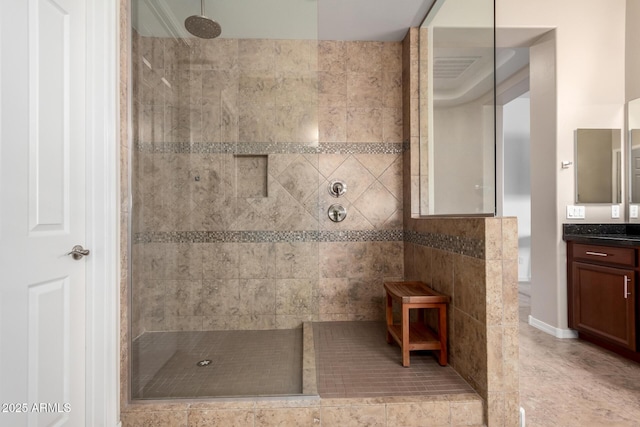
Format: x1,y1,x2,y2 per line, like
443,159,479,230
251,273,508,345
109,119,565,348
127,0,476,403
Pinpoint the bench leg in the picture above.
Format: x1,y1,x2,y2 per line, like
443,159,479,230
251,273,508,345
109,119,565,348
438,304,447,366
385,291,393,343
402,304,410,367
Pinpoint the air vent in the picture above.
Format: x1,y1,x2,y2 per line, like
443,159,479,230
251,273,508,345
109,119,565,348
433,56,480,79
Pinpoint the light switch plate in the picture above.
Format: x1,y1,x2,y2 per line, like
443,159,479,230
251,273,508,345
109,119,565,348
631,205,639,219
566,205,585,219
612,205,620,219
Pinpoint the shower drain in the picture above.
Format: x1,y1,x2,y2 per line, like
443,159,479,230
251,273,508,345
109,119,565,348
196,359,212,367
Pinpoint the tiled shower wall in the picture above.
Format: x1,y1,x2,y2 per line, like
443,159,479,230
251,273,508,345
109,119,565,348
130,33,404,336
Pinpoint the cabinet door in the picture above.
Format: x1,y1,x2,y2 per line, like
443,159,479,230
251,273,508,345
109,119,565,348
572,262,636,350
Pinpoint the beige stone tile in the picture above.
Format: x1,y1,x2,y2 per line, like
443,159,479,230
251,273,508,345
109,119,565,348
319,278,350,314
276,155,319,202
486,326,504,391
348,278,385,320
347,72,383,108
319,40,346,72
451,309,487,393
187,409,254,427
383,107,403,143
163,315,203,331
450,400,484,426
198,38,238,70
121,410,188,427
164,279,202,317
430,249,454,297
320,405,385,427
319,70,347,107
319,242,357,278
238,39,275,71
502,217,519,261
276,71,318,107
327,156,375,203
485,259,503,326
240,278,277,315
486,392,506,427
319,106,347,143
502,258,519,325
237,243,275,279
502,325,519,392
353,181,399,229
346,42,382,73
275,40,316,72
200,279,241,315
346,107,383,143
412,244,432,285
484,217,502,260
453,255,486,324
202,314,276,331
254,407,320,426
203,243,238,279
353,153,398,179
141,243,203,281
403,242,417,280
275,242,319,279
386,401,450,427
382,42,402,72
276,278,318,316
238,103,277,143
382,71,402,110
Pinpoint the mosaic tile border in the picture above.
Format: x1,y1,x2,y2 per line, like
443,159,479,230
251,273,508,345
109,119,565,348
132,229,483,258
404,230,485,259
133,229,404,244
134,141,404,155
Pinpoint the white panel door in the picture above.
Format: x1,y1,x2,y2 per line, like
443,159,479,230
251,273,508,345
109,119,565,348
0,0,87,426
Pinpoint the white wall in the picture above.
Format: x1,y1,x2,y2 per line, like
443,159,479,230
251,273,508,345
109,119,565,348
497,0,626,331
503,95,531,281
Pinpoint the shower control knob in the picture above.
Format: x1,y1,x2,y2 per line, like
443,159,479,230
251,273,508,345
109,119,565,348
67,245,90,260
328,180,347,197
328,204,347,222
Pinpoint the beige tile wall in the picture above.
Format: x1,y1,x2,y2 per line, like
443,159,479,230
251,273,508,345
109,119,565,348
401,28,520,426
130,34,405,336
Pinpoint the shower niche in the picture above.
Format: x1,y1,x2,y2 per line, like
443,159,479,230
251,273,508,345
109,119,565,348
235,155,268,198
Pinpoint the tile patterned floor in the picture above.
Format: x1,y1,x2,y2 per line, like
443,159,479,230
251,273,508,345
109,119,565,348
131,329,303,399
313,321,475,398
518,285,640,426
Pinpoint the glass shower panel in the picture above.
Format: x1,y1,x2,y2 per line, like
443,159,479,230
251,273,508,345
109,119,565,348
130,0,319,399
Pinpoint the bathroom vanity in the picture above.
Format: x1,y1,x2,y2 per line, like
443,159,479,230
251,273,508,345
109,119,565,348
564,224,640,362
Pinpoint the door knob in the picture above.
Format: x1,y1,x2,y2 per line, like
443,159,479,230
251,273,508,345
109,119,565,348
68,245,90,260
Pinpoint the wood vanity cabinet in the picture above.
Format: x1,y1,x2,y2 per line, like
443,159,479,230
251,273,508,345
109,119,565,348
567,242,637,354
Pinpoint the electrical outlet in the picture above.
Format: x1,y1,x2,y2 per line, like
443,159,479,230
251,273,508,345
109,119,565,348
631,205,639,219
612,205,620,219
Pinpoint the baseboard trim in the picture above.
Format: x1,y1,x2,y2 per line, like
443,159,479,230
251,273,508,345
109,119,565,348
528,315,578,339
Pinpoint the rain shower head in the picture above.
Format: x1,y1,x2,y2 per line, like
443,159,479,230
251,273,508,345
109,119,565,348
185,0,222,39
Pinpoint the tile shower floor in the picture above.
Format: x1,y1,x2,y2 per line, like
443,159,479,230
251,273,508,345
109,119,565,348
131,321,474,400
131,329,303,399
313,321,475,398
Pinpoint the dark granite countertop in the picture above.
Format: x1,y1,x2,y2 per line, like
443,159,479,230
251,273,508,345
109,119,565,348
563,223,640,246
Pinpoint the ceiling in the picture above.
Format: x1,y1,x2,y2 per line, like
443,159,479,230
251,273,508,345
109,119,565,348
132,0,436,41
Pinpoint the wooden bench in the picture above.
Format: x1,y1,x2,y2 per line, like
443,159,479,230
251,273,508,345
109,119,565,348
384,281,450,367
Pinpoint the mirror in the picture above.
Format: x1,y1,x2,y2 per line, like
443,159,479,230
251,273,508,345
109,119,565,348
419,0,495,215
575,128,622,204
629,99,640,204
